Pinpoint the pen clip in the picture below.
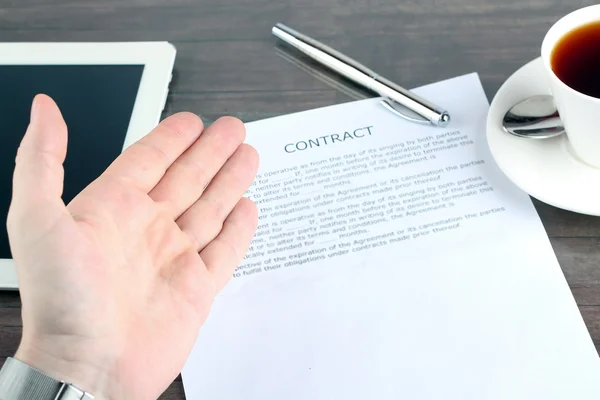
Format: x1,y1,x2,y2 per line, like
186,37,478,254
380,99,431,125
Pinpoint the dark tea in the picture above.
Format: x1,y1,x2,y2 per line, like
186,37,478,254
551,20,600,98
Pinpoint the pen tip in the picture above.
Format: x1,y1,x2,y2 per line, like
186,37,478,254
439,112,451,127
272,23,284,35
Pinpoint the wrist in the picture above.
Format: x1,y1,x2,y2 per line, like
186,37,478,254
14,341,111,400
0,357,95,399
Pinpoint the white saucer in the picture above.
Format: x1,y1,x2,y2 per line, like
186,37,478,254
486,57,600,216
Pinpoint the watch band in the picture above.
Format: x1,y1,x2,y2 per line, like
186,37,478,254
0,357,94,399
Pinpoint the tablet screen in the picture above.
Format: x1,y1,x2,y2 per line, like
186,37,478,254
0,65,144,259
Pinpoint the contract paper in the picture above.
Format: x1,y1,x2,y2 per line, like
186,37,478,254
181,73,600,399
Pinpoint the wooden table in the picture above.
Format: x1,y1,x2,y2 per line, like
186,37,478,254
1,0,599,398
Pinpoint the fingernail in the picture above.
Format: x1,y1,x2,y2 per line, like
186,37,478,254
30,96,40,122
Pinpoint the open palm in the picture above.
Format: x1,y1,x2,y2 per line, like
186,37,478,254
7,95,258,399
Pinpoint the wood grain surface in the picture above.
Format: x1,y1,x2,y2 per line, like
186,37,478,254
1,0,599,398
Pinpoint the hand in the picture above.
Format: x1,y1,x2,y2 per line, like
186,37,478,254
6,95,258,399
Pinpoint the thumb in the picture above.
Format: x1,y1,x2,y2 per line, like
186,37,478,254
9,94,68,222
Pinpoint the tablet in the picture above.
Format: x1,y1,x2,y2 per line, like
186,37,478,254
0,42,176,290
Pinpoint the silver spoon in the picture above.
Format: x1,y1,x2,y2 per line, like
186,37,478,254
502,94,565,139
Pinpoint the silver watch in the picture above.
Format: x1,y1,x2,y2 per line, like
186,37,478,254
0,357,94,399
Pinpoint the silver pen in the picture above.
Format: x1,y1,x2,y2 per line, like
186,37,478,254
272,23,451,128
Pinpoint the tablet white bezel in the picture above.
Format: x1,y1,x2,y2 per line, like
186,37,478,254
0,42,177,290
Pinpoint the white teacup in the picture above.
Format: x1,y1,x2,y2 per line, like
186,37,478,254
542,5,600,168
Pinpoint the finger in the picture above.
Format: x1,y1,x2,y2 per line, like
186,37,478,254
9,94,68,223
177,144,258,251
101,112,203,193
200,198,258,292
149,116,246,219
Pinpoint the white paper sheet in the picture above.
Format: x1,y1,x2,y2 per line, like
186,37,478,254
181,73,600,400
